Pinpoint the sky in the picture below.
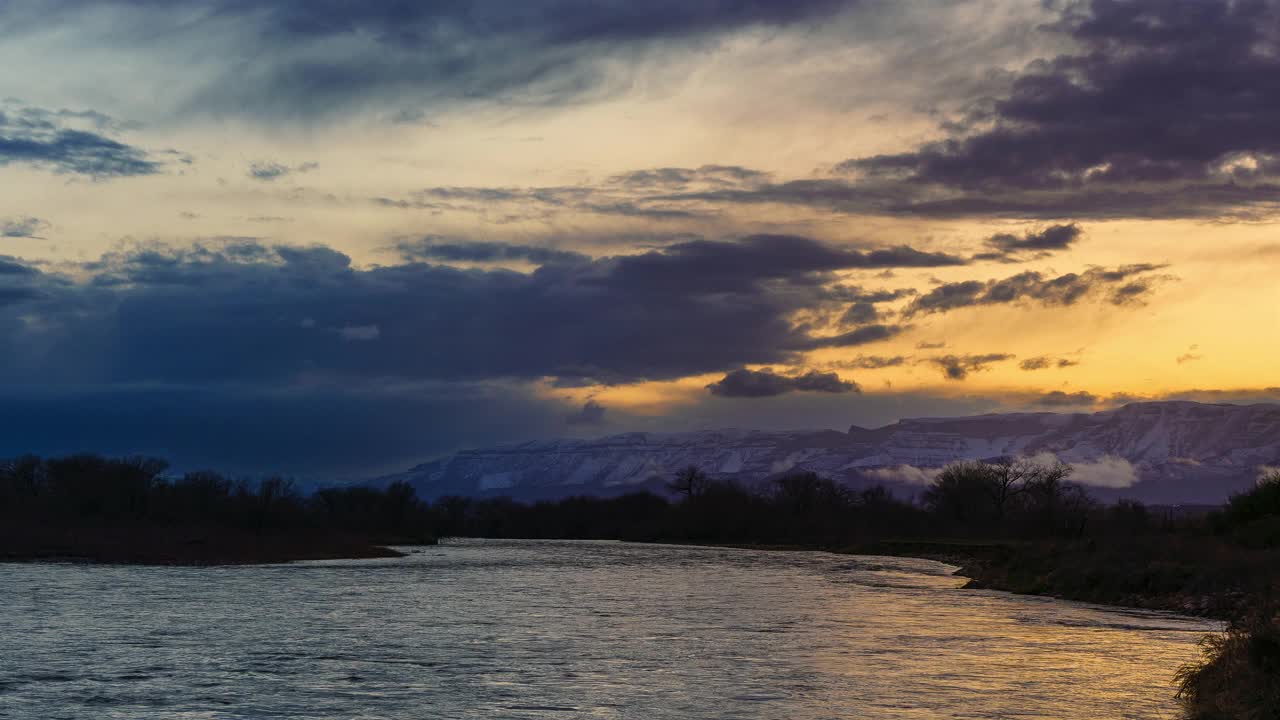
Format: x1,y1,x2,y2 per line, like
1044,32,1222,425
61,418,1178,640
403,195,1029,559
2,0,1279,478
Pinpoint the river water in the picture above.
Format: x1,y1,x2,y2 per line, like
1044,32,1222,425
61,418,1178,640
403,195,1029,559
0,539,1218,719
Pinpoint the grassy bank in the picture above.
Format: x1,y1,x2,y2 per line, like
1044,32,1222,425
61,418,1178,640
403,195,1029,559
700,538,1262,619
855,538,1265,619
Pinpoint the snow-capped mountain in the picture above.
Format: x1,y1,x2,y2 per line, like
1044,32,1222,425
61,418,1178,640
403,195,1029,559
375,402,1280,504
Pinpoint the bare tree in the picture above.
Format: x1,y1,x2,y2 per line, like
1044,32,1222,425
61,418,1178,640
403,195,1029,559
987,457,1070,521
668,465,709,499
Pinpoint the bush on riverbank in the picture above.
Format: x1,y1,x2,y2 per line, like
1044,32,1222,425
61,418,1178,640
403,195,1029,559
1173,475,1280,719
1178,599,1280,720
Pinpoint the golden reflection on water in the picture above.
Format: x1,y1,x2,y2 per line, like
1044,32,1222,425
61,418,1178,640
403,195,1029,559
0,540,1217,719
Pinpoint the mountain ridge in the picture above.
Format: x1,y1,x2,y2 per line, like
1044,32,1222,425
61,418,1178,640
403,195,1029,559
375,401,1280,504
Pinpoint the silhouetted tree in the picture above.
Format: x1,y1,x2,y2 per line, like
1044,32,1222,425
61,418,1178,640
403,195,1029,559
924,461,1000,527
668,465,709,499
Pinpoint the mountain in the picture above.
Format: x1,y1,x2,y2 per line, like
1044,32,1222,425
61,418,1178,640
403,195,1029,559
374,401,1280,504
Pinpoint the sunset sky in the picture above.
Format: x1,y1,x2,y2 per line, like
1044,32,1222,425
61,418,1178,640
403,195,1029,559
2,0,1278,477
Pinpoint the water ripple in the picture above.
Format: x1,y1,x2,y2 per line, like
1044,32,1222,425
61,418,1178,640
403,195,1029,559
0,539,1216,719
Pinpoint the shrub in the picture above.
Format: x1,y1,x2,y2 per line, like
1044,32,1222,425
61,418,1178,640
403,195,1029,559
1178,599,1280,719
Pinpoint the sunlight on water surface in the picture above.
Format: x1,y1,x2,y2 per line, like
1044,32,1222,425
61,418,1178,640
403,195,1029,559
0,540,1217,719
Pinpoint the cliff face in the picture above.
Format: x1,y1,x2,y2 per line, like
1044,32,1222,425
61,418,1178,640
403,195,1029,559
375,402,1280,504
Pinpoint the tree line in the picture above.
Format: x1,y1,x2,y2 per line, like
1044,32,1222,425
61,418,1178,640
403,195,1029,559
0,454,432,544
7,452,1272,547
427,458,1172,544
9,452,1280,549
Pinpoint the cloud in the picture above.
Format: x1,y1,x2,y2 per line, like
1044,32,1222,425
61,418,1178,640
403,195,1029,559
1035,390,1098,407
829,355,907,370
0,235,939,388
566,399,607,426
607,164,772,190
0,252,60,309
0,102,161,178
905,264,1168,316
1032,453,1137,489
975,223,1082,260
0,216,48,239
13,1,855,120
1073,456,1139,489
394,239,589,266
376,182,707,221
836,0,1280,219
647,172,1280,220
929,353,1014,381
863,464,938,486
840,301,881,325
707,368,858,398
1103,387,1280,406
0,379,573,480
796,323,906,351
833,285,915,325
248,160,318,181
1020,356,1079,371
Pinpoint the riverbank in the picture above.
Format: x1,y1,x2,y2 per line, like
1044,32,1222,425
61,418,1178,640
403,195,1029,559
702,537,1269,620
0,526,423,565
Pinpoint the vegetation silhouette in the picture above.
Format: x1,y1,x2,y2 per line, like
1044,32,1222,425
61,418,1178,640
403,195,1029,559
1174,472,1280,719
0,454,434,564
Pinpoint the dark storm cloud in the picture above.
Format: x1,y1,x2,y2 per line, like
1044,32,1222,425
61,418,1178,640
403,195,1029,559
0,259,47,306
929,353,1014,381
706,368,858,398
835,0,1280,218
0,216,48,239
905,264,1166,316
0,234,932,388
599,235,963,296
8,0,855,119
0,380,570,479
0,258,39,276
1036,390,1098,407
1019,356,1080,371
660,176,1280,220
394,239,590,266
0,103,160,178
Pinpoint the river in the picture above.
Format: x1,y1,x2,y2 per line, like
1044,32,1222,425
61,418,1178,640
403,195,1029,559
0,539,1218,719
